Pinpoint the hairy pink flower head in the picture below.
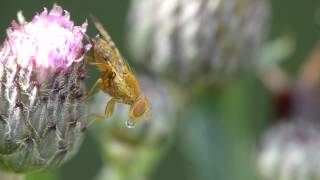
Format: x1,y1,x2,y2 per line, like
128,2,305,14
0,5,89,173
1,5,90,82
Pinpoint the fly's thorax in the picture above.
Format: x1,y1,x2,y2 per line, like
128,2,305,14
104,73,136,102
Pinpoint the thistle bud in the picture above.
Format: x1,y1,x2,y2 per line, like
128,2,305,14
127,0,269,83
0,5,89,173
258,121,320,180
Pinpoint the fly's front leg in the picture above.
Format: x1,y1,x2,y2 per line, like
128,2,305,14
83,33,93,44
88,98,116,122
85,65,113,101
89,113,109,122
105,98,116,118
84,78,104,101
86,61,111,71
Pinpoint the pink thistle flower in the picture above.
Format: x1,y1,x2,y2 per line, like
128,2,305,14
0,5,90,173
2,5,90,82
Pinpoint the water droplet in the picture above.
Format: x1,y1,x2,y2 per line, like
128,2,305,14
126,119,136,128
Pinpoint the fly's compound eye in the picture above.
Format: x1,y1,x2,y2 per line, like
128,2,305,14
130,96,151,122
132,101,146,118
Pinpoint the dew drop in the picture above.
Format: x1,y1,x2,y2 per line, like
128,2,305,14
126,119,136,128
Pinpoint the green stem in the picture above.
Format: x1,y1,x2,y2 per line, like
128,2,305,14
0,171,25,180
96,166,147,180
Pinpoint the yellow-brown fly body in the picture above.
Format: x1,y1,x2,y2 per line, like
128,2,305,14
86,17,151,126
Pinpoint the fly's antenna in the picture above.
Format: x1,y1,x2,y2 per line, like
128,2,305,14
82,32,94,45
89,14,113,42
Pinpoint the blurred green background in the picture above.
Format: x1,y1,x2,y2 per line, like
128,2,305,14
0,0,319,180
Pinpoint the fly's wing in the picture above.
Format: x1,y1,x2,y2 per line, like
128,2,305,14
91,15,136,77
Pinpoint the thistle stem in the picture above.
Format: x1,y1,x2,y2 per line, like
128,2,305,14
96,166,147,180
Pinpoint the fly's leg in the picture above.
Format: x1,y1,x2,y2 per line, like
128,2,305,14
85,61,111,70
84,78,104,101
83,33,93,44
85,113,111,126
84,64,112,101
84,71,111,101
87,98,116,122
90,113,110,122
105,98,116,118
